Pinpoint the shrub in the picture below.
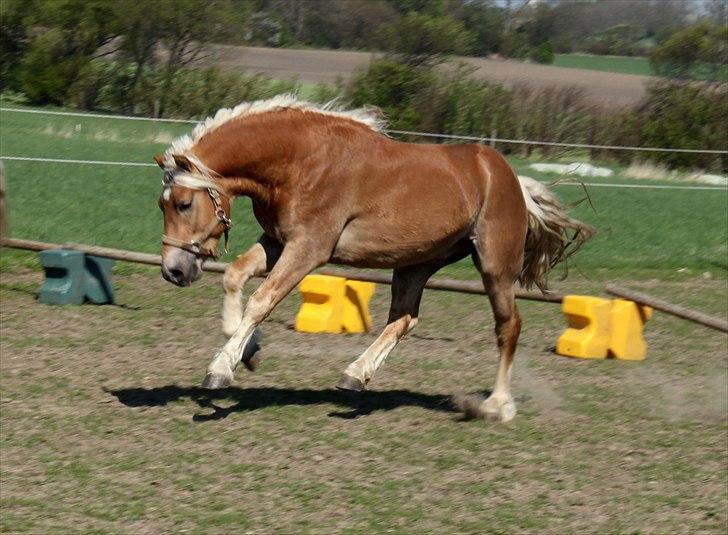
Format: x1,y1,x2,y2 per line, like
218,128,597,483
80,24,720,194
347,60,438,130
346,58,726,172
529,42,554,64
160,68,297,119
306,82,345,104
649,22,728,81
378,11,474,66
20,29,87,104
586,24,645,56
639,81,728,170
56,59,299,119
501,31,530,60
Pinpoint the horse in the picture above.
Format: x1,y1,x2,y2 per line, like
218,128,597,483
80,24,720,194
154,95,593,422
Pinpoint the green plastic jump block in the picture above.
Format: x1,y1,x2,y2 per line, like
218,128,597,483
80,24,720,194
38,249,115,305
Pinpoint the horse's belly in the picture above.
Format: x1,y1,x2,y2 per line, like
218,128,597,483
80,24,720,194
331,215,470,268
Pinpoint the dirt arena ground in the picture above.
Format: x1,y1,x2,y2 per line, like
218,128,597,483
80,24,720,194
204,45,651,107
1,266,726,533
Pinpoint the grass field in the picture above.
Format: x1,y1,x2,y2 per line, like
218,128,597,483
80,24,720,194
552,54,653,77
1,104,727,533
1,104,726,280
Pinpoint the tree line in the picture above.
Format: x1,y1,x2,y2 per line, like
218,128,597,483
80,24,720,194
0,0,725,171
2,0,726,87
243,0,725,69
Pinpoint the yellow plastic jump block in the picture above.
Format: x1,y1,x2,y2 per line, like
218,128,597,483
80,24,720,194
295,275,346,333
557,296,613,359
295,274,376,334
609,299,653,361
556,295,652,360
342,280,376,333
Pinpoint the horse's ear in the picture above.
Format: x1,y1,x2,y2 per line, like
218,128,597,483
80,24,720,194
172,154,193,172
153,154,165,168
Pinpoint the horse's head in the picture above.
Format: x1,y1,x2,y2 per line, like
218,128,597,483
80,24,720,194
154,154,232,287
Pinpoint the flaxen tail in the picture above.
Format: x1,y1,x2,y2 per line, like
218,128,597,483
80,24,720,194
517,176,595,291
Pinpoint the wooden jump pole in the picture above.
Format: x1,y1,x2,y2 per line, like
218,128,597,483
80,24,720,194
0,237,563,303
606,284,728,333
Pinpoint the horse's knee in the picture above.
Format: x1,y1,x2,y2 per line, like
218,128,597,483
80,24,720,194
224,245,266,294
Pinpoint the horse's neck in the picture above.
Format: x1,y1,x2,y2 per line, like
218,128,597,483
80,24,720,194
194,116,303,200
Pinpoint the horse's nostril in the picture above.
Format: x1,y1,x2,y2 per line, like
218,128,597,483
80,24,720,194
169,268,184,281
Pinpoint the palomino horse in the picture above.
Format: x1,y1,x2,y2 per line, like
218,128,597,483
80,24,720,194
155,95,593,422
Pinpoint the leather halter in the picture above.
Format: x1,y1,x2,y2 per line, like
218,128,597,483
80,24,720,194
161,173,232,259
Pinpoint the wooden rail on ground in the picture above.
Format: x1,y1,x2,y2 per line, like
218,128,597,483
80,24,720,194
1,237,563,303
606,285,728,333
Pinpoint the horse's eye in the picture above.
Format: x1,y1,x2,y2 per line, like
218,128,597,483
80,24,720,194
177,201,192,212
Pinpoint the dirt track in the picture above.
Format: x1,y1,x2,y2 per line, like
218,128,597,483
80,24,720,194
1,266,726,533
206,45,652,107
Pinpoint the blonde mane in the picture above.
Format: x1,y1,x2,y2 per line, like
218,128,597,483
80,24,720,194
163,94,386,170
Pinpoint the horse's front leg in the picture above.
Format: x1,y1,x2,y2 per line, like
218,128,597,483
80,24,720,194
203,240,326,389
222,234,282,338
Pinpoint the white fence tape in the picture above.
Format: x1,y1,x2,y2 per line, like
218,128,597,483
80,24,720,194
387,129,728,155
0,107,196,124
2,106,726,155
1,156,156,167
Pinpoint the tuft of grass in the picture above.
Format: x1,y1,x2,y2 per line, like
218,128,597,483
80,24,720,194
625,160,674,181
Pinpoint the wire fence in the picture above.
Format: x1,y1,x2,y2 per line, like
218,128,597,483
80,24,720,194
1,105,726,191
1,155,725,191
3,106,727,155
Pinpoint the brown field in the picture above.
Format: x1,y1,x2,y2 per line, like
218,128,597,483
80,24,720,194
204,45,652,107
1,265,726,534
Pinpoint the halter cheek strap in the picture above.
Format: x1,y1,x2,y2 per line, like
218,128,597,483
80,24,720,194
162,182,233,259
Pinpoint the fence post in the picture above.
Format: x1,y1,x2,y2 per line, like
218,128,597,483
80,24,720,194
0,161,7,240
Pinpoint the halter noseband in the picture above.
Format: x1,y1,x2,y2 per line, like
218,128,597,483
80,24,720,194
161,171,232,259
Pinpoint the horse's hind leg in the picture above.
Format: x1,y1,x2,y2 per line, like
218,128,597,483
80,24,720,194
458,219,525,422
467,274,521,422
336,263,437,391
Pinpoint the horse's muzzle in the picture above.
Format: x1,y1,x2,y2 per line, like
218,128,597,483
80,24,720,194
161,250,202,287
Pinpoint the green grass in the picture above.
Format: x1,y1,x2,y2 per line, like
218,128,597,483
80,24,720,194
553,53,653,76
1,104,726,282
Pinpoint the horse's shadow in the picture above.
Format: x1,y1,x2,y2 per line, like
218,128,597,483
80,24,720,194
105,385,463,421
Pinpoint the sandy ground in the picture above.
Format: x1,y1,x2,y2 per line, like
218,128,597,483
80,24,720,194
1,266,726,533
204,45,651,107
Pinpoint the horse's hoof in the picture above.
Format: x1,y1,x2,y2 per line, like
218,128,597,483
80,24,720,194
336,374,365,392
201,373,231,389
242,354,261,372
455,393,516,423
